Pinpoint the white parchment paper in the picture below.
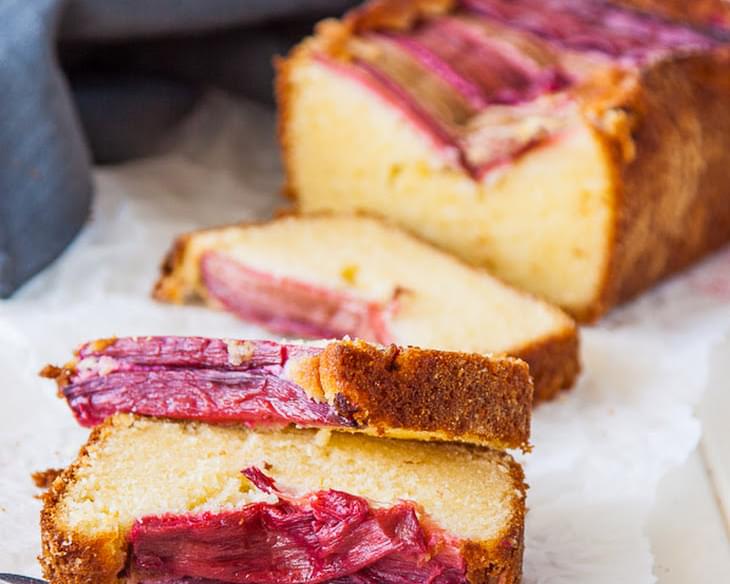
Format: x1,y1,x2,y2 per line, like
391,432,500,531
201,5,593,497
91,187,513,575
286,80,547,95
1,93,729,582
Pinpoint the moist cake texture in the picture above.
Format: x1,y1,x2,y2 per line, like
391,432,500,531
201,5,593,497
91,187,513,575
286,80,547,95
155,215,579,402
278,0,730,320
40,414,526,584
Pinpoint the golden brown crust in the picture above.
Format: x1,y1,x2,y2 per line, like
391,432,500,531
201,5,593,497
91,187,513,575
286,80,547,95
33,468,64,490
275,49,299,202
319,340,532,450
510,325,580,403
590,50,730,321
152,231,195,303
40,422,128,584
40,416,526,584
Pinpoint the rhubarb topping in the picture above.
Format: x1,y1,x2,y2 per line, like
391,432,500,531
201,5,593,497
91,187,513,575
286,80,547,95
129,467,467,584
326,0,726,177
201,251,396,344
333,18,576,176
46,336,355,429
380,17,570,109
462,0,722,60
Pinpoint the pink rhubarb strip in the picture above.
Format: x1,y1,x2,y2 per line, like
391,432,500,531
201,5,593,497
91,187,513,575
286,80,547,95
54,336,354,429
201,251,394,344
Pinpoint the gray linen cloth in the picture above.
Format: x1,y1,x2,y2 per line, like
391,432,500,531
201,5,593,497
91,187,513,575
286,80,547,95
0,0,355,296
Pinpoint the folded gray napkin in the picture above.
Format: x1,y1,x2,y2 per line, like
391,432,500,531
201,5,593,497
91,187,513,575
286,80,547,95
0,0,356,297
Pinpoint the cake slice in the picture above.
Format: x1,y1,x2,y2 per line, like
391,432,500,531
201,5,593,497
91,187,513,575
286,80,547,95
40,414,526,584
153,215,579,402
42,335,532,449
277,0,730,321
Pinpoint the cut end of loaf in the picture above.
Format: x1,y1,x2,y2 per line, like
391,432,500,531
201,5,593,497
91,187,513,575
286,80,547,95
282,54,615,320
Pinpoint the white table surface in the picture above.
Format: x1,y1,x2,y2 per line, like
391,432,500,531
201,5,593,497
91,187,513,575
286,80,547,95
651,334,730,583
650,448,730,582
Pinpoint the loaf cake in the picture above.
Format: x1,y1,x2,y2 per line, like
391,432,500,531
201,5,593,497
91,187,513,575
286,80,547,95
40,414,526,584
277,0,730,321
42,335,532,449
154,215,579,401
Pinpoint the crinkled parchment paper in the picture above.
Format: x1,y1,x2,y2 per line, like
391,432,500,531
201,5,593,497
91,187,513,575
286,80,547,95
1,93,729,582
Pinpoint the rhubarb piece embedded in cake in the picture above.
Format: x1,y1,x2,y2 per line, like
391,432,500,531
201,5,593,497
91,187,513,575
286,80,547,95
154,215,579,402
278,0,730,321
42,335,532,449
129,467,468,583
200,251,396,343
40,415,526,584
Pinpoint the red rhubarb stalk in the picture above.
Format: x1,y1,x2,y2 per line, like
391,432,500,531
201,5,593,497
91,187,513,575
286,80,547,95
129,467,467,584
51,337,355,429
201,252,394,344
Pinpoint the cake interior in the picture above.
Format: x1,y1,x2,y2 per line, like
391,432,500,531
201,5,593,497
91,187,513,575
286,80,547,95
285,0,723,315
169,215,574,353
56,415,521,545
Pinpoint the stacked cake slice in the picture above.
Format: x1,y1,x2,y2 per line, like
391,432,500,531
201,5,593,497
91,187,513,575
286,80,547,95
39,336,533,583
41,336,532,448
41,415,526,584
278,0,730,320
